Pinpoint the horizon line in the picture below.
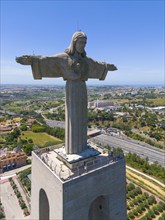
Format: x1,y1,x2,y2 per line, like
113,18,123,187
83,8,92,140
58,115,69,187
1,83,164,87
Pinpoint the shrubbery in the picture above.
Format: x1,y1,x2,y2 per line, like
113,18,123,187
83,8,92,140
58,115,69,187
126,183,165,220
127,182,165,220
18,167,31,194
0,199,5,219
126,152,165,183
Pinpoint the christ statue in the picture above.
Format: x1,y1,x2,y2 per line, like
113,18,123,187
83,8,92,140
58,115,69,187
16,32,117,154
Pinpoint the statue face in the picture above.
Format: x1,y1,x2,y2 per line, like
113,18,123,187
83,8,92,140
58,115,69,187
75,38,87,54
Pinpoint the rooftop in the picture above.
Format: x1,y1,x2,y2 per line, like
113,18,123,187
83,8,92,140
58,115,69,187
33,143,123,182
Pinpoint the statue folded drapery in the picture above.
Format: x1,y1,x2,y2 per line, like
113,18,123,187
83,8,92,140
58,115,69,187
26,52,109,81
16,31,117,154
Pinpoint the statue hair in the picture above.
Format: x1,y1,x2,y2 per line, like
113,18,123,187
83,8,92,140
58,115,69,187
65,32,87,57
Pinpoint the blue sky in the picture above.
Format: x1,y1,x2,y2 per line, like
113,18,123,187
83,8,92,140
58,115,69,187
1,0,164,86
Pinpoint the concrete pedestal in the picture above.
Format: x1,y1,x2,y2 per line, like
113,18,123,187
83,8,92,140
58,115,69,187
30,150,127,220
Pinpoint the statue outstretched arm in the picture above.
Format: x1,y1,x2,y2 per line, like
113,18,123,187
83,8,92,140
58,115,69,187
87,56,117,80
16,55,40,65
107,63,117,71
16,54,64,79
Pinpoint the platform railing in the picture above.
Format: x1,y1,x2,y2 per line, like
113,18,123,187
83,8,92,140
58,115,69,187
34,149,123,182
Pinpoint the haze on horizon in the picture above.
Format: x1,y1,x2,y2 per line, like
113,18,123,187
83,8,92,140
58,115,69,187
1,1,164,86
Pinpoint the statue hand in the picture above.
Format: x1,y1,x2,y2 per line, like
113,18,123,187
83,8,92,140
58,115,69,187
107,64,117,71
16,55,32,65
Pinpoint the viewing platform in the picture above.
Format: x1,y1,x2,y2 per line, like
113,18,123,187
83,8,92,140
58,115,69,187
33,143,124,182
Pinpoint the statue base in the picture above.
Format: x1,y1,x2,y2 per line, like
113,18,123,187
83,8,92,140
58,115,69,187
54,145,101,170
30,143,127,220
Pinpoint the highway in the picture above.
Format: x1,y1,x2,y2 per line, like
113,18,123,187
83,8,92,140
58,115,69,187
45,119,65,128
90,134,165,167
41,114,65,129
41,115,165,167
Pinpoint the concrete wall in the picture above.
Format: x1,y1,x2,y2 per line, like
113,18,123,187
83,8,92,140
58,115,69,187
30,153,126,220
30,153,64,220
63,159,127,220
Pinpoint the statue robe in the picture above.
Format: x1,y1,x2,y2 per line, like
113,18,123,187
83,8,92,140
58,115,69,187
30,53,109,154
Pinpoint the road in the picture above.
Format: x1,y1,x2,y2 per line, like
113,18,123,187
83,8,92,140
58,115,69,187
90,134,165,167
39,116,165,167
41,104,65,129
41,113,65,129
44,118,65,128
0,164,31,179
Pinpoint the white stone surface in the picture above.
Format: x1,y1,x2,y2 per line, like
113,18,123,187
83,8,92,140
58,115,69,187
30,152,63,220
55,146,100,163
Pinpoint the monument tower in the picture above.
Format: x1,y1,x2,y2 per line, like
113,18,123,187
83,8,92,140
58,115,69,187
16,32,127,220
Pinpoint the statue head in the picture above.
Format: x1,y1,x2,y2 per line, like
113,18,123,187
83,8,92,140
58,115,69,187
65,32,87,57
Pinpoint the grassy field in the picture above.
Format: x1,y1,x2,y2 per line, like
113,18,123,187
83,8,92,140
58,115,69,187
20,131,63,147
147,97,165,106
111,97,165,106
3,103,23,112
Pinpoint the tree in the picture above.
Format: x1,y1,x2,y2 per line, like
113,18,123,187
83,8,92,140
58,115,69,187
0,211,5,219
132,209,138,216
148,196,156,205
5,128,21,142
143,201,149,209
113,147,124,157
140,203,146,211
20,201,27,209
157,202,165,212
152,206,159,215
144,192,149,198
129,202,134,207
135,187,142,195
148,209,155,218
127,183,135,191
26,158,32,164
137,205,143,214
127,212,134,219
12,128,21,138
23,143,33,156
136,196,142,204
21,124,28,131
28,138,33,143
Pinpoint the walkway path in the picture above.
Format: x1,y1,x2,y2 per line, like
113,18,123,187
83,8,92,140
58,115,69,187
0,164,31,182
0,180,29,220
0,165,31,219
126,165,165,188
14,177,30,210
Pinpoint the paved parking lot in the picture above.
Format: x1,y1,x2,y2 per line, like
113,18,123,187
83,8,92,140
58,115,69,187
1,180,29,220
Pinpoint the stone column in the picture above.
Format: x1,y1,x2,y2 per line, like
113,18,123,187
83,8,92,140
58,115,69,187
65,80,87,154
